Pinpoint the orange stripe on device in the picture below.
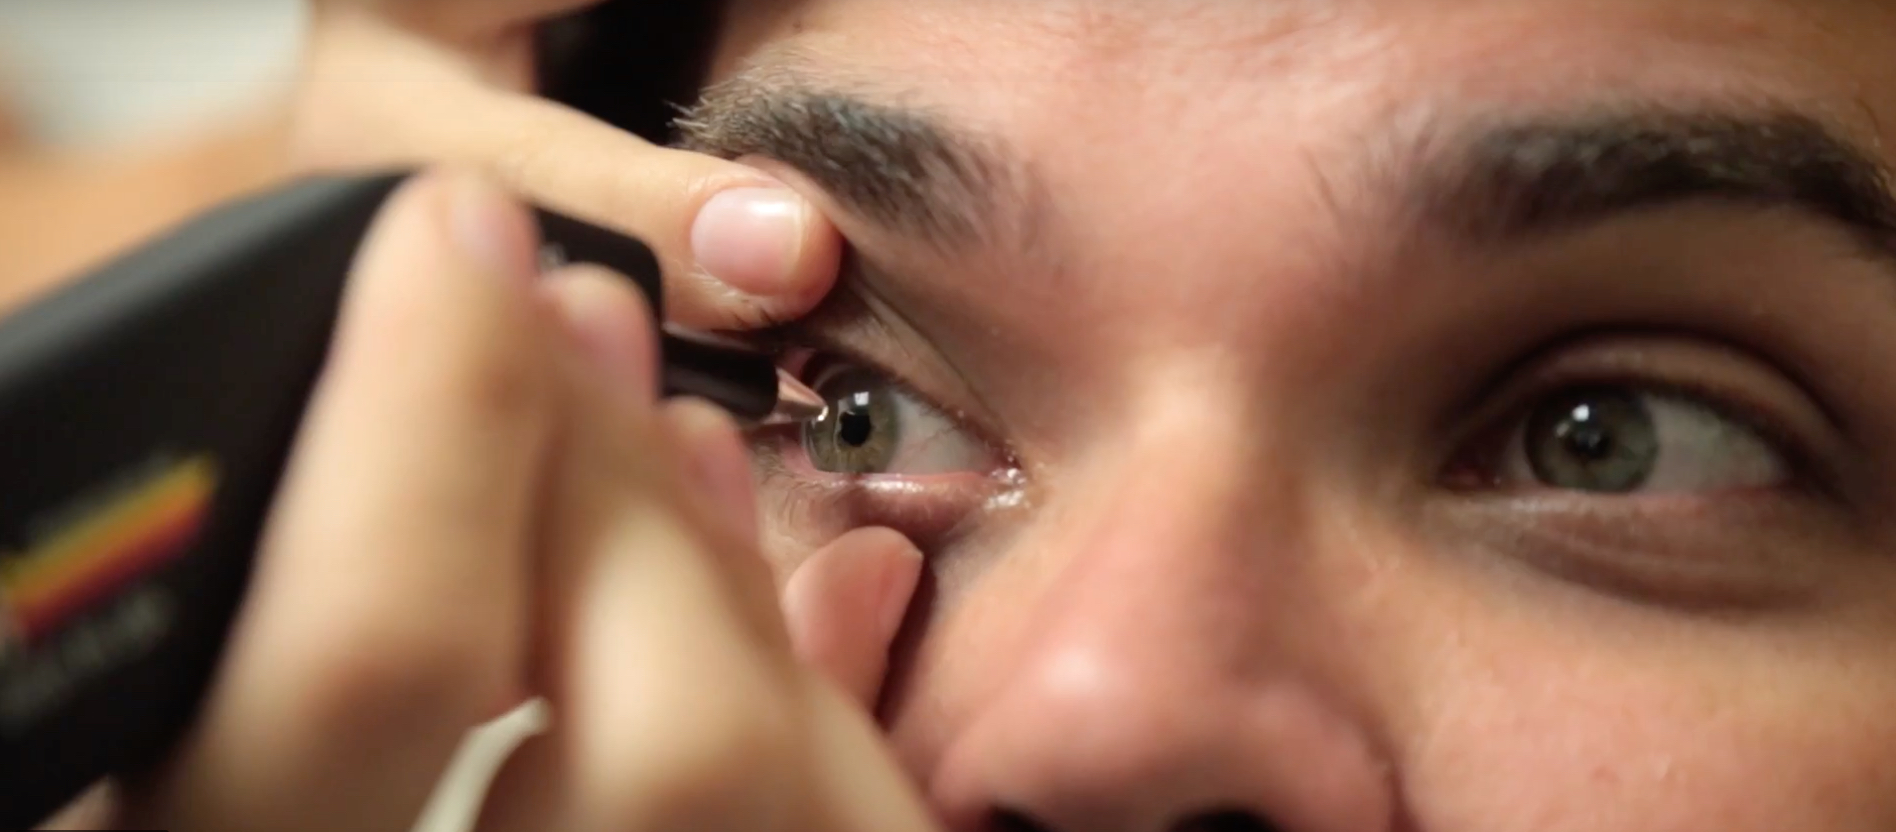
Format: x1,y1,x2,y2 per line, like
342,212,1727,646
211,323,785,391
1,456,217,645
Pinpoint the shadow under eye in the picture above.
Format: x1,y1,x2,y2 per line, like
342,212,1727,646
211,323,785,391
1423,333,1880,610
1430,488,1858,612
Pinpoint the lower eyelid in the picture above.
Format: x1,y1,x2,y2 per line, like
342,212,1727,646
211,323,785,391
749,433,998,542
1433,492,1845,611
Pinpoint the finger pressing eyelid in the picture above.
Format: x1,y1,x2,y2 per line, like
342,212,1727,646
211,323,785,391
679,171,844,327
692,182,812,293
782,527,927,708
321,79,839,330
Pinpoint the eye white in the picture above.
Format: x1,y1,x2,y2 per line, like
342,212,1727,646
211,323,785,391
1499,391,1786,493
880,389,996,475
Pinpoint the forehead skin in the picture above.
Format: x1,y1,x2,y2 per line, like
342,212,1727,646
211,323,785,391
703,2,1896,830
705,1,1896,413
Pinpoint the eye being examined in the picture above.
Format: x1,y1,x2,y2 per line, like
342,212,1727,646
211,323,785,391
1490,385,1788,494
800,359,1001,476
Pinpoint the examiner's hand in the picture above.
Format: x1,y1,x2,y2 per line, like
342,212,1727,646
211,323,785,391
80,170,934,832
292,0,843,330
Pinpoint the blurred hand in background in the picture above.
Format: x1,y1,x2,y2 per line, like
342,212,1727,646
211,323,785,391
0,2,300,311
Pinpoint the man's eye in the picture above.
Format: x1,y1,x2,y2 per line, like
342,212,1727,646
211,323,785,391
799,360,999,475
1492,385,1787,494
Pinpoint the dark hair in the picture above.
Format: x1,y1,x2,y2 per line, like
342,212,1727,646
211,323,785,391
535,1,728,143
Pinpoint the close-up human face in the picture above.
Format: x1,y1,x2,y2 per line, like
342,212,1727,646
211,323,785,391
686,2,1896,829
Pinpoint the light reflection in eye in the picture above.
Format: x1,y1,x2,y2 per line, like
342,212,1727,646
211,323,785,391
799,359,1002,476
1491,385,1787,494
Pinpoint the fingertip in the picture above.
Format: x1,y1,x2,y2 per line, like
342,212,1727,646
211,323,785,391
786,196,845,305
829,527,926,640
660,397,760,545
689,180,817,294
361,167,539,285
784,528,925,631
540,264,662,403
736,159,846,315
678,162,843,327
439,168,543,283
330,167,548,381
782,527,926,704
865,529,926,637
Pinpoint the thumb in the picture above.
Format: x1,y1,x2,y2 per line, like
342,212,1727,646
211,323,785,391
781,528,926,708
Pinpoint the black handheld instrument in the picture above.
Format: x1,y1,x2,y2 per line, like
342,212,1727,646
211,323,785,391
0,171,817,828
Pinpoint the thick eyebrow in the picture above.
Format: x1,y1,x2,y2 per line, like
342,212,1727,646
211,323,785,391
1425,110,1896,254
672,76,1029,251
675,77,1896,266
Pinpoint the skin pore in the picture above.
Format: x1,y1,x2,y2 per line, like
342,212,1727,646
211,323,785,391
683,1,1896,829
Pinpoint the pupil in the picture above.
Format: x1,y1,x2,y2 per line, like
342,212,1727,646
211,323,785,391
1525,386,1659,493
1557,419,1614,460
837,403,874,447
800,366,902,475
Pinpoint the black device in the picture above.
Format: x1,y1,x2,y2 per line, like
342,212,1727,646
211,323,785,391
0,6,739,825
0,170,826,826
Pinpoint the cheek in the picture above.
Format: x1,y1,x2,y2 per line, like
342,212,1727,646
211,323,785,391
1406,615,1896,831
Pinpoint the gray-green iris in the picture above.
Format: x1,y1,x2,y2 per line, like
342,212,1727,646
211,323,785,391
802,367,901,474
1525,386,1659,493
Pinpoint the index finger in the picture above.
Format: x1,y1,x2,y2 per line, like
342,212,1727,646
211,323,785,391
298,61,843,330
479,269,802,831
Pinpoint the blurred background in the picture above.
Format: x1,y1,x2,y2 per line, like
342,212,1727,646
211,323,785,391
0,0,300,146
0,0,300,308
0,4,538,830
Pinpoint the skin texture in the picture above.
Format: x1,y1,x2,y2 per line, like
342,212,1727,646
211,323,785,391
23,2,1896,830
36,1,918,828
705,2,1896,829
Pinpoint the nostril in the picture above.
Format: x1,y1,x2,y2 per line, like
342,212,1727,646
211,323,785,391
990,808,1054,832
1177,810,1280,832
987,808,1279,832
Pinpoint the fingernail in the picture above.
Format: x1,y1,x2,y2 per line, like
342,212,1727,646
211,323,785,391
669,401,760,542
444,171,539,282
690,184,809,295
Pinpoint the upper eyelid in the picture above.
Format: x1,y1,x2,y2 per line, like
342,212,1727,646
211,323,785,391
780,339,960,423
748,248,1014,437
1451,337,1848,498
838,251,1015,432
772,336,1017,462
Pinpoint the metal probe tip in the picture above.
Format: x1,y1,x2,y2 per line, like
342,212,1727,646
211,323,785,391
762,369,828,425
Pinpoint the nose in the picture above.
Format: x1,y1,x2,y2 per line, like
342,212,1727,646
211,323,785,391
924,410,1395,832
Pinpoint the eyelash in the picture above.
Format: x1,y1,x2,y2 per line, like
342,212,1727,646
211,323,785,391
751,322,1016,465
739,327,1021,536
1443,337,1838,498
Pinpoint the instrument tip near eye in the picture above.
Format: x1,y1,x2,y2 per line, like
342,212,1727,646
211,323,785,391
765,369,828,425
